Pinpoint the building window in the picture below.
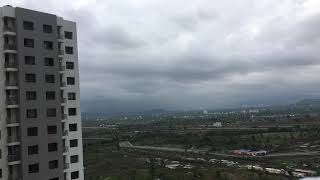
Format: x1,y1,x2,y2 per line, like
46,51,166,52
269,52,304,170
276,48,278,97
66,62,74,69
49,178,59,180
27,109,37,118
46,91,56,100
70,155,79,163
26,91,37,100
47,108,56,117
48,143,58,152
45,57,55,66
68,108,77,116
24,38,34,48
67,77,75,85
28,145,39,155
0,169,2,178
71,171,79,179
49,160,58,169
70,139,78,148
27,127,38,136
68,93,76,100
64,31,73,39
23,21,34,30
65,46,73,54
43,24,52,33
44,41,53,50
29,163,39,173
45,74,55,83
47,126,57,134
69,124,77,132
25,56,35,65
25,73,36,82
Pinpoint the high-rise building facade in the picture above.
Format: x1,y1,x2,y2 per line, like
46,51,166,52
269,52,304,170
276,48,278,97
0,5,84,180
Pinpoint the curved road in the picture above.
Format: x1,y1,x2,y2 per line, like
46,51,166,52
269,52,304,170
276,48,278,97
119,142,320,158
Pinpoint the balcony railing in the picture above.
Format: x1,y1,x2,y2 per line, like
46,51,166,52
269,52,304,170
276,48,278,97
61,97,66,103
5,62,18,69
59,49,65,55
64,163,69,169
8,174,22,180
59,65,66,71
7,117,20,124
58,34,64,39
6,81,18,87
63,146,69,153
4,44,17,50
8,154,20,162
7,136,19,143
63,130,68,136
60,82,66,87
6,97,18,105
3,26,16,33
61,114,67,120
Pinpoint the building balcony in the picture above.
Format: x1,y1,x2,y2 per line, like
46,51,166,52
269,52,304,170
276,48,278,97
61,114,67,120
63,146,69,153
61,97,67,103
59,49,65,56
8,154,20,162
3,26,16,35
5,62,18,68
5,81,18,89
6,97,18,106
8,175,22,180
63,130,68,136
5,62,18,71
8,176,22,180
8,163,22,180
7,136,20,144
58,34,64,40
59,65,66,72
60,82,66,89
63,163,69,169
4,44,17,51
7,117,20,126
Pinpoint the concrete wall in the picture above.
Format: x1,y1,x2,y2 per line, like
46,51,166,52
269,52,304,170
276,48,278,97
62,19,84,180
0,6,9,180
15,7,63,180
0,6,84,180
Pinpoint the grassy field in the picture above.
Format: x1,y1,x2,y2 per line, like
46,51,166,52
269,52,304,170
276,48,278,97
84,141,293,180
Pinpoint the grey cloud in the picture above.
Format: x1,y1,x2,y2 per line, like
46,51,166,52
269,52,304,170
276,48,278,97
3,0,320,113
289,14,320,46
92,26,146,49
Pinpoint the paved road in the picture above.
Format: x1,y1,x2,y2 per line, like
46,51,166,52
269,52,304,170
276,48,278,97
120,143,320,158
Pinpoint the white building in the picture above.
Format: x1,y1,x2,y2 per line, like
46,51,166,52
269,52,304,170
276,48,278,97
0,5,84,180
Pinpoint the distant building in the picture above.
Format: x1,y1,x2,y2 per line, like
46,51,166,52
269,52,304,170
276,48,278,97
249,109,259,113
210,122,222,127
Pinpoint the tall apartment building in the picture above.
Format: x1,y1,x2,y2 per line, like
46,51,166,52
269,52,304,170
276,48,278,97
0,5,84,180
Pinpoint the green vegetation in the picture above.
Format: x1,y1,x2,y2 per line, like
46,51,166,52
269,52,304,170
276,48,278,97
84,141,291,180
83,104,320,179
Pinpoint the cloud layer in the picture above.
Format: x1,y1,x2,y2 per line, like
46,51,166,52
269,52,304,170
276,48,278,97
2,0,320,113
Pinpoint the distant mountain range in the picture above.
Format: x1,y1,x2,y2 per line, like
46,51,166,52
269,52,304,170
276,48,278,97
81,98,320,120
295,99,320,106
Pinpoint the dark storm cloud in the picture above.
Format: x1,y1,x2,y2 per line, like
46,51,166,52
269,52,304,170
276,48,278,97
3,0,320,113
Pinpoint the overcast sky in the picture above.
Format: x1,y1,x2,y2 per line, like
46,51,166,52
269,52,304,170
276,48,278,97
2,0,320,113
